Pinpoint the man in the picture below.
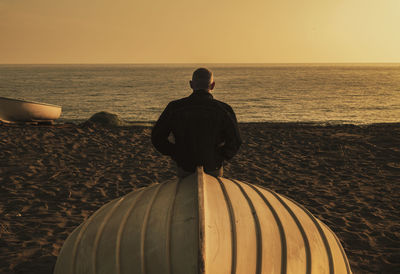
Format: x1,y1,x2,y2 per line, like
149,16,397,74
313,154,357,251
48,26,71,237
151,68,242,178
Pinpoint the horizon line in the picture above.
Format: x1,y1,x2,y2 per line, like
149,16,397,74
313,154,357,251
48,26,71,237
1,62,400,65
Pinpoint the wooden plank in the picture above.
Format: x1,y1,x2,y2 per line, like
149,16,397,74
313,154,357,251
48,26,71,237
202,175,233,274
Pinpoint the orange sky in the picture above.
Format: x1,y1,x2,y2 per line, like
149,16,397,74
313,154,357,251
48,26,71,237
0,0,399,63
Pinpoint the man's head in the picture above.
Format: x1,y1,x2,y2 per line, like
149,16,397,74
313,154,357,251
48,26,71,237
190,68,215,91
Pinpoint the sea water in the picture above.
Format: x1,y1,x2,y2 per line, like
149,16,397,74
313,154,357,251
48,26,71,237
0,64,399,124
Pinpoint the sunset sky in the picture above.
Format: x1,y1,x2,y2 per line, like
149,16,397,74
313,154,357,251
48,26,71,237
1,0,399,64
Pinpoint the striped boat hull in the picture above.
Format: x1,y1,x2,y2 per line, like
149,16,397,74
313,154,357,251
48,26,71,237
54,167,351,274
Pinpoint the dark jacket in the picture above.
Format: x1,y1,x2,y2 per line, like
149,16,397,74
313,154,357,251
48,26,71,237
151,90,242,172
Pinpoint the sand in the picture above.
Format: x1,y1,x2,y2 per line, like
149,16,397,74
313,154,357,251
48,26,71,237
0,122,399,273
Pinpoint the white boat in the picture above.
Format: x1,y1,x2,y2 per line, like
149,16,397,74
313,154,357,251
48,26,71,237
54,167,352,274
0,97,62,123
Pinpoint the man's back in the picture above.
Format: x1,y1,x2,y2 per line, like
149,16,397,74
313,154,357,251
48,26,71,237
151,68,241,176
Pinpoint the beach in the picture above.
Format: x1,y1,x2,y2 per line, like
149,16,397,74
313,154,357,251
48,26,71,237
0,122,399,273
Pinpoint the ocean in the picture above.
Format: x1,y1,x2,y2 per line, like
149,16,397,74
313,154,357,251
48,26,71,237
0,64,399,124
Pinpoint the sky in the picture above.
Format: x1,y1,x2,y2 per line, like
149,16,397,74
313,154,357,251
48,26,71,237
0,0,399,64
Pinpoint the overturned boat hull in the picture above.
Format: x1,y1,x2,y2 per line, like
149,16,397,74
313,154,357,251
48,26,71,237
55,167,351,274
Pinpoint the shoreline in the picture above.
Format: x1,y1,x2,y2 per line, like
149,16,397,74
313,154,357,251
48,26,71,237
5,119,399,127
1,122,399,273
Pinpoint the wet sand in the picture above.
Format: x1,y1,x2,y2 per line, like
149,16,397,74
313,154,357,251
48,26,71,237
0,122,399,273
